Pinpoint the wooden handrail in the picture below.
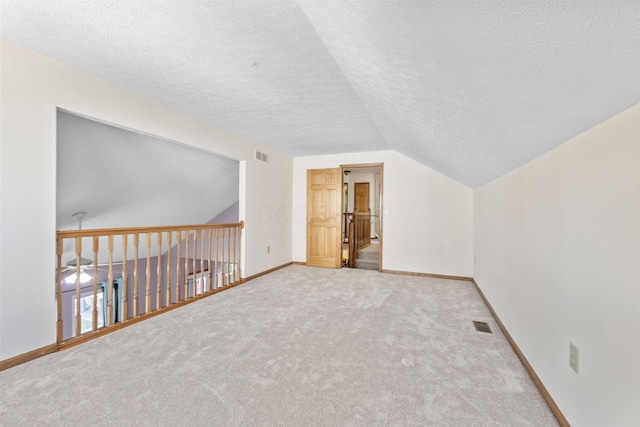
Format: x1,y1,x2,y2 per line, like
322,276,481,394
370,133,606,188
56,239,64,344
348,219,356,268
145,232,151,314
121,234,128,321
108,235,115,327
74,236,82,337
57,221,245,238
56,221,244,345
354,212,371,251
344,211,371,268
93,236,100,332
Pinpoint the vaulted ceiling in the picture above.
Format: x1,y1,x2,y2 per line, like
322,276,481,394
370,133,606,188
2,1,639,188
57,111,239,231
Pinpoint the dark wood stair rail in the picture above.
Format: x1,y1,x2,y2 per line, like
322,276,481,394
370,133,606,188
346,210,371,267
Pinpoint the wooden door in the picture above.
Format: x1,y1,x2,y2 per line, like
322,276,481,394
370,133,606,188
354,182,370,212
307,168,342,268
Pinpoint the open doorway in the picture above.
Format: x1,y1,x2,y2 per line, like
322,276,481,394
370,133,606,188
341,163,383,271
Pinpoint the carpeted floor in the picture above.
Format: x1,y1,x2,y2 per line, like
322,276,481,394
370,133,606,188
0,265,557,426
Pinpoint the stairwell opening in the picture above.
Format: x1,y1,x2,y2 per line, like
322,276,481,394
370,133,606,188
340,163,383,271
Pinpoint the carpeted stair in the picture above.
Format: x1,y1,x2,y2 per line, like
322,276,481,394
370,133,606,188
355,244,379,270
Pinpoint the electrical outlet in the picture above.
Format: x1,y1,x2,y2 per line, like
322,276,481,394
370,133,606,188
569,343,579,374
266,246,270,254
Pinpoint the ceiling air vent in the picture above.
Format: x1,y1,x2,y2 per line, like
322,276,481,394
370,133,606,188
255,150,268,162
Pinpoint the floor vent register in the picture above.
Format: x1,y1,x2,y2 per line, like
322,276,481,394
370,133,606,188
473,321,492,334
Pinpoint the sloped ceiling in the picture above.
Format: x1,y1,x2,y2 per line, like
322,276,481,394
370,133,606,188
2,0,640,188
57,111,239,231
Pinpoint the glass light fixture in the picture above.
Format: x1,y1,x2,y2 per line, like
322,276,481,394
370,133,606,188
64,271,92,284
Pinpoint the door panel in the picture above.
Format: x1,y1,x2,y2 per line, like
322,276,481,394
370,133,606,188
355,182,370,212
307,168,342,268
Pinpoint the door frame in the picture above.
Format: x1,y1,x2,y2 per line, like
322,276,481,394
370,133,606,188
340,162,384,271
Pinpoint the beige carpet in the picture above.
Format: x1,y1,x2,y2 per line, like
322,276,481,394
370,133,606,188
0,265,557,426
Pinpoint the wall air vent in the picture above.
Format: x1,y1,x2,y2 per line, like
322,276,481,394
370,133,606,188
254,150,268,162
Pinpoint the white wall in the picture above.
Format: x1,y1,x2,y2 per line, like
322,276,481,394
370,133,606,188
473,103,640,426
292,151,473,276
0,39,292,360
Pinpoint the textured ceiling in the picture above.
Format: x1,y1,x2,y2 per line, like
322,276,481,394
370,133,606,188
3,1,640,187
57,111,239,231
298,0,640,186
